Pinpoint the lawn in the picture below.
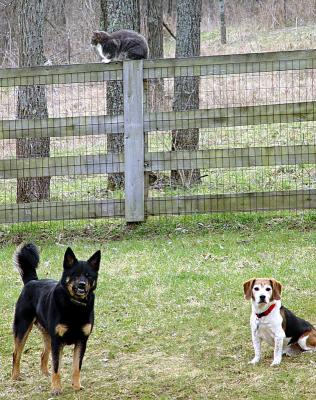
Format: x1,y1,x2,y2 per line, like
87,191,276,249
0,213,316,399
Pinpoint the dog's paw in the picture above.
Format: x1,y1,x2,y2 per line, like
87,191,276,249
41,368,50,377
270,360,281,367
51,387,62,396
248,357,260,365
72,383,84,391
11,370,22,381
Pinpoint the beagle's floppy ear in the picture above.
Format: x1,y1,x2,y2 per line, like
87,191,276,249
243,278,255,300
270,279,282,300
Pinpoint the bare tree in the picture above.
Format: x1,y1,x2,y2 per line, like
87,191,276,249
283,0,287,25
0,10,8,66
47,1,66,28
100,0,107,30
167,0,172,15
16,0,50,203
147,0,164,111
148,0,163,59
139,0,148,38
171,0,201,187
105,0,140,190
219,0,227,44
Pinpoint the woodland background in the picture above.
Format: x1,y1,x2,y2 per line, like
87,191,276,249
1,0,316,68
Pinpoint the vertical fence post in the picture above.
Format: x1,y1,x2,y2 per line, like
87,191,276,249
123,59,144,222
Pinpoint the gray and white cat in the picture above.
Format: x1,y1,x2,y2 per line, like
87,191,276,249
91,29,148,63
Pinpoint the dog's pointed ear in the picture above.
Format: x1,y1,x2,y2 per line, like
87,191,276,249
88,250,101,272
64,247,77,269
270,279,282,300
243,278,255,300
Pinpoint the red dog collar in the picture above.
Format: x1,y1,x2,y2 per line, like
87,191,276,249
256,303,276,318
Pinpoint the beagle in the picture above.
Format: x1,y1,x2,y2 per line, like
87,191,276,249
243,278,316,366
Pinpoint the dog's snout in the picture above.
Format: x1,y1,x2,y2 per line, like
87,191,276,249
260,295,266,301
78,281,86,289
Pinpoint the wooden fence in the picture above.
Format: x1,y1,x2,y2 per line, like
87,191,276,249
1,49,316,223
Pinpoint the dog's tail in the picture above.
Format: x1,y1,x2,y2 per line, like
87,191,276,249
14,243,39,285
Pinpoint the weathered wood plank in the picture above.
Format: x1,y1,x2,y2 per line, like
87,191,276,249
143,49,316,78
0,62,123,87
1,49,315,87
0,153,124,179
146,190,316,215
0,114,124,139
144,59,316,78
2,189,315,223
146,145,316,171
0,199,124,223
123,60,144,222
1,101,315,140
144,101,316,132
145,49,316,69
0,143,314,180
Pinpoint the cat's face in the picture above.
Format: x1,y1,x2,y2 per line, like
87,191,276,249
91,31,110,46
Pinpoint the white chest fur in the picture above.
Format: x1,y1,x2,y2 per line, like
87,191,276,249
256,320,277,346
92,43,111,63
255,316,290,347
250,302,286,346
95,43,104,58
249,301,288,366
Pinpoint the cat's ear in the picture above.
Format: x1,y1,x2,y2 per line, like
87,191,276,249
95,31,109,39
92,30,108,42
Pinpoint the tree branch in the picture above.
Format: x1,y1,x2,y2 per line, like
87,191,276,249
163,20,176,40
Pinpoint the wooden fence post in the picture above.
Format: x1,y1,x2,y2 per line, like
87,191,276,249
123,59,145,222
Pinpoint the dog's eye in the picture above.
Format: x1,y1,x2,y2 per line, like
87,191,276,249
254,287,259,291
266,287,271,291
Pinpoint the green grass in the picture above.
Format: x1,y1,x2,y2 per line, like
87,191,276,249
1,213,316,399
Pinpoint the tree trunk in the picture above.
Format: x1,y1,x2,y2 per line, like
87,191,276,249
147,0,164,111
139,0,148,38
105,0,140,190
48,0,66,28
16,0,50,203
0,12,7,66
167,0,173,15
283,0,287,25
219,0,227,45
171,0,201,187
100,0,107,30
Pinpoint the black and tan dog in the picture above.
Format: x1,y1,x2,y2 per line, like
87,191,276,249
12,243,101,395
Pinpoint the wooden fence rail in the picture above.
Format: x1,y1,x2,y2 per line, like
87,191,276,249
1,100,315,139
1,49,316,223
0,144,314,180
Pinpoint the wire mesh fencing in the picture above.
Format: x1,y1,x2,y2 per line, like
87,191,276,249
144,51,316,216
0,63,125,223
1,50,316,224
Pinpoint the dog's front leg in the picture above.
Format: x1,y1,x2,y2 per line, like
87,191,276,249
72,339,87,391
271,336,283,366
249,329,261,365
51,338,63,396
